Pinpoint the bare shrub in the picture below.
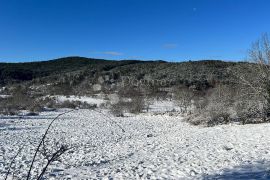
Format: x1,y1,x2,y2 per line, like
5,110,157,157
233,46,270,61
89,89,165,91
110,96,145,116
57,100,78,109
0,85,36,115
56,100,97,109
187,102,232,126
26,110,74,180
129,95,145,114
0,89,96,116
3,110,74,180
229,33,270,122
185,34,270,126
234,99,267,124
110,87,145,116
186,84,237,126
192,96,208,114
205,104,231,126
174,86,194,113
110,101,125,117
144,96,154,112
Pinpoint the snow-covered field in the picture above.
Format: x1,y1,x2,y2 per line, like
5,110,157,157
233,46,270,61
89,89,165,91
54,95,106,107
1,109,270,179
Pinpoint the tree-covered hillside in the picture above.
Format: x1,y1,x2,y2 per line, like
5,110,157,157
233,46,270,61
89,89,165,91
0,57,149,84
0,56,249,91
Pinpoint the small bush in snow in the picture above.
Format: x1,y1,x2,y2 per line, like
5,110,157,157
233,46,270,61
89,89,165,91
234,100,269,124
110,87,146,116
185,84,237,126
110,102,125,117
56,100,97,109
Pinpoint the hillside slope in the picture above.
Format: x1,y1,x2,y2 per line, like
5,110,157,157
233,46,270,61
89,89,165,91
0,57,249,93
0,57,149,84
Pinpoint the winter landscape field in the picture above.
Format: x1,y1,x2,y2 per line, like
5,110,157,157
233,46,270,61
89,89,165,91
2,0,270,179
1,100,270,179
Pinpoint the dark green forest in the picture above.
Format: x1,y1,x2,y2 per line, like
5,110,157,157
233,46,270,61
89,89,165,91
0,56,247,90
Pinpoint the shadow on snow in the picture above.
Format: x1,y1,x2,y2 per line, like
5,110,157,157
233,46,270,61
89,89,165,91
203,161,270,180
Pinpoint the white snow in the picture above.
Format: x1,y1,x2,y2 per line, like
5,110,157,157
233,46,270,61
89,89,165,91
0,95,11,98
54,95,106,107
1,109,270,179
148,100,181,112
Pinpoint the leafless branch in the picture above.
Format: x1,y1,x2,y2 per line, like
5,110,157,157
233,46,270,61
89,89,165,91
26,109,74,180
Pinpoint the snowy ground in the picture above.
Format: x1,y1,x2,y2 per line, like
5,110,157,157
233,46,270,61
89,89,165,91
53,95,106,107
148,100,181,112
0,95,11,98
1,109,270,179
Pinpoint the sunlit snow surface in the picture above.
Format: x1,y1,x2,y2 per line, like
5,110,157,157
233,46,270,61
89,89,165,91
1,109,270,179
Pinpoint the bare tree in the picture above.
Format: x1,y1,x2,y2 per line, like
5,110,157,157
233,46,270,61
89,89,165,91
174,86,194,113
230,33,270,121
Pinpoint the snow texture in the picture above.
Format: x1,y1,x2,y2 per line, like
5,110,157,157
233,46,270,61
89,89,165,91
55,95,106,107
1,109,270,179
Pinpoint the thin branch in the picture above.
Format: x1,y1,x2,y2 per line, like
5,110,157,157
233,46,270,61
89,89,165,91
26,109,74,180
36,145,72,180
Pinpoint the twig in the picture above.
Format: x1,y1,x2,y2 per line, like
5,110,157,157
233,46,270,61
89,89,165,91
36,145,72,180
26,109,74,180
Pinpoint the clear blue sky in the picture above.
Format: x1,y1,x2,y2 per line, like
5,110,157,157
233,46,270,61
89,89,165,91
0,0,270,62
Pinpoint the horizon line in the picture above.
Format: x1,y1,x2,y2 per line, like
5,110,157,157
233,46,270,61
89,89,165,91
0,56,243,63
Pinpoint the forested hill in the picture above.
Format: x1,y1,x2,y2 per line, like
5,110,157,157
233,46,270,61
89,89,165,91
0,56,247,90
0,57,149,84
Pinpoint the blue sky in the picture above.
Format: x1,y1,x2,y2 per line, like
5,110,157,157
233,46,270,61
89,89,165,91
0,0,270,62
